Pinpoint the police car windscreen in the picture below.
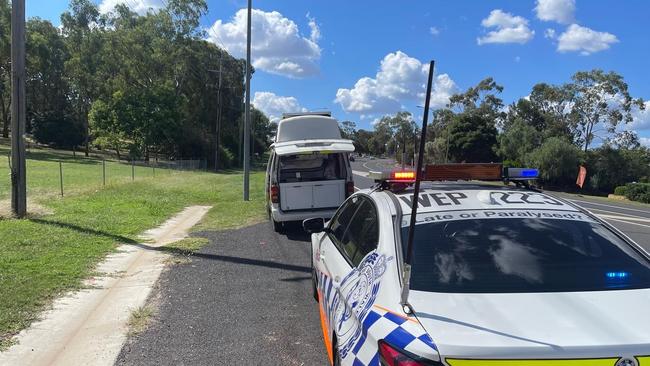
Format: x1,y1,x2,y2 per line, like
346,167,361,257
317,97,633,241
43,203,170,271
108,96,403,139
401,215,650,293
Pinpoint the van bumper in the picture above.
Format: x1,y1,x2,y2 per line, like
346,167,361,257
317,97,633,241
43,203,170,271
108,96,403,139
270,206,338,223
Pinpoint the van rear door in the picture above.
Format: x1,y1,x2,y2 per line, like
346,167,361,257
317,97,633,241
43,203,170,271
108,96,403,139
277,153,347,211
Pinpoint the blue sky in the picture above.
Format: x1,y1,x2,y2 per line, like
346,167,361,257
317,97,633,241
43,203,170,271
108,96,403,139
27,0,650,141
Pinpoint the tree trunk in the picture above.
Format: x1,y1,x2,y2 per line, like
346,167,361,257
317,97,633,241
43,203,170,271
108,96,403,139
1,97,8,138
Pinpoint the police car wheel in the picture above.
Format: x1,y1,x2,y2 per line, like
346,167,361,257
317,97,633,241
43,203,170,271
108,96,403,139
332,338,342,366
311,269,318,302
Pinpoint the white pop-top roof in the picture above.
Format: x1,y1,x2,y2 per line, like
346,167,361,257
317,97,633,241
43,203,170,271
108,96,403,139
272,115,355,156
275,115,341,142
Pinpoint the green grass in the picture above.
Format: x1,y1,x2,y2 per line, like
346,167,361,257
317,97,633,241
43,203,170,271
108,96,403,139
0,145,266,348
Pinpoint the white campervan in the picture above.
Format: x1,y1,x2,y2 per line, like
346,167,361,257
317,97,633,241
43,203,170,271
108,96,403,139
266,112,355,233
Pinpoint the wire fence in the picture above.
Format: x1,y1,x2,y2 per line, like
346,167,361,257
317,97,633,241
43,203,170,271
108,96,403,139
1,154,209,200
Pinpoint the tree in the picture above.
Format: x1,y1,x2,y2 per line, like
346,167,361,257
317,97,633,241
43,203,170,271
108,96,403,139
32,111,85,149
446,113,498,163
527,137,580,188
353,129,373,154
339,120,356,139
498,119,542,166
26,18,71,131
568,70,645,151
61,0,104,156
448,77,506,123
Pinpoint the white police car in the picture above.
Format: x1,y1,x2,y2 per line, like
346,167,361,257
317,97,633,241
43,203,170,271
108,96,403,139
303,164,650,366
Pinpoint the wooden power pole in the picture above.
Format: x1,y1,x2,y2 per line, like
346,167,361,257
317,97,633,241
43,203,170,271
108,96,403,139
11,0,26,217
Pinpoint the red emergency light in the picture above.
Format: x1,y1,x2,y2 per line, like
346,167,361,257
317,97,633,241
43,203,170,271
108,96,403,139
392,171,416,181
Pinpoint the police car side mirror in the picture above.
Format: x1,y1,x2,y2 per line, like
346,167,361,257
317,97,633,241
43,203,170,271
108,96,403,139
303,218,325,234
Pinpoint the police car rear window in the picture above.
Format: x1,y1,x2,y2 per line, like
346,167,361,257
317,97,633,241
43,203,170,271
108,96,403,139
401,213,650,293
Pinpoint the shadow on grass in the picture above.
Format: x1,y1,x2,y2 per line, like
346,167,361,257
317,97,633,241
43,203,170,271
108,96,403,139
30,219,138,244
30,219,310,274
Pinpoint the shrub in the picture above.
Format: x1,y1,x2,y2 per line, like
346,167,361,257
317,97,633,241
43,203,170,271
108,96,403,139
526,137,581,188
624,183,650,203
218,146,235,169
32,112,85,149
613,186,628,196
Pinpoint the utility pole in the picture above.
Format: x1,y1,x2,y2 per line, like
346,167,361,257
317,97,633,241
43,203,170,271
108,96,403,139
11,0,26,217
243,0,252,201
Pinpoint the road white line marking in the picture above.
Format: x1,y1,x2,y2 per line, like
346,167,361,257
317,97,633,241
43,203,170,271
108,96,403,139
601,216,650,229
597,214,650,224
352,170,369,177
568,198,650,214
587,207,648,221
362,161,374,171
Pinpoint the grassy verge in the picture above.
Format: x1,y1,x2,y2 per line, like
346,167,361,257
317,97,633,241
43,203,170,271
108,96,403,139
0,148,266,348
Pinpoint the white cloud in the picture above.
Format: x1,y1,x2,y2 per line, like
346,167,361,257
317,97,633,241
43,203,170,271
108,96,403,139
252,92,306,122
535,0,575,24
98,0,163,15
207,9,321,78
557,24,618,55
629,101,650,131
334,51,458,113
641,137,650,147
306,13,321,43
477,10,534,45
429,27,440,36
544,28,557,39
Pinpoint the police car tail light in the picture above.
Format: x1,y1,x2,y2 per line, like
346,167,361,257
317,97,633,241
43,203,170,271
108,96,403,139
346,181,355,197
270,184,280,203
378,340,441,366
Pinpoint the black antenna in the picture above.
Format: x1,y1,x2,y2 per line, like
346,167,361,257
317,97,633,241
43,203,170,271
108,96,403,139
405,60,435,265
400,60,435,310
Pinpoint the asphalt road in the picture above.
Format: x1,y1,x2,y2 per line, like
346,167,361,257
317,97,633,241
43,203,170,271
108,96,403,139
351,157,650,252
116,223,328,366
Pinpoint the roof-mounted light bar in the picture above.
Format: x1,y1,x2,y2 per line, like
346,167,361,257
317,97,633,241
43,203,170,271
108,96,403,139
370,164,539,184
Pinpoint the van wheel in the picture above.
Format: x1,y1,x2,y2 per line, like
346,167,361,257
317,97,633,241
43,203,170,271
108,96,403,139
272,219,284,233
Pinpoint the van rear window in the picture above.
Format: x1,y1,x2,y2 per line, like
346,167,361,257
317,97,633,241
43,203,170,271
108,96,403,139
278,153,345,183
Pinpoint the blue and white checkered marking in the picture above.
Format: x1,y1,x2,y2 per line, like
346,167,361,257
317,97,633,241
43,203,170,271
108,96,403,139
316,252,438,366
347,307,438,366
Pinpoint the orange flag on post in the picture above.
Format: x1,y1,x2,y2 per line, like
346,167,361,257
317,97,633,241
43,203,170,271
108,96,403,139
576,166,587,188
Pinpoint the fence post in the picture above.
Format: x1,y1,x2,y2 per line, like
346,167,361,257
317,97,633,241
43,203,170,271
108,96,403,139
131,160,135,181
153,161,156,178
102,159,106,186
59,161,64,197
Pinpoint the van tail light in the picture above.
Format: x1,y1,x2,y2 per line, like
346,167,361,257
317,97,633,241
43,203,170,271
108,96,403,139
270,184,280,203
346,181,355,197
379,341,441,366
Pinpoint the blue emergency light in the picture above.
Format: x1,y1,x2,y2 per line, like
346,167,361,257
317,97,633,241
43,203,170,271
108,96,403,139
505,167,539,180
606,271,629,279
